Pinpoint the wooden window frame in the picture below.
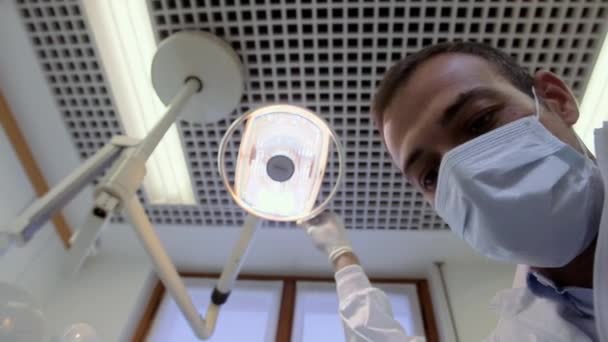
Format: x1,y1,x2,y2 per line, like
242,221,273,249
133,273,438,342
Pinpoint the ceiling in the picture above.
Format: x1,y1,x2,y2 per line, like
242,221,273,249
14,0,608,231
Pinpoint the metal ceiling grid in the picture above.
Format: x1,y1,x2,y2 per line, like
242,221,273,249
15,0,608,231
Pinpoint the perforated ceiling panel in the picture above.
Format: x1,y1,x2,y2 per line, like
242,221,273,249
16,0,608,230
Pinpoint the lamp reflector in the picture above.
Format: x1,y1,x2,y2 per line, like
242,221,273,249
234,105,330,219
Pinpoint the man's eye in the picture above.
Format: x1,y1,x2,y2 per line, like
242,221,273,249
469,111,496,135
420,169,438,192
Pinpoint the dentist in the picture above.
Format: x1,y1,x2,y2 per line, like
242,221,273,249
302,41,604,341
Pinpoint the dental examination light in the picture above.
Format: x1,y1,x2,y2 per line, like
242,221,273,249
1,31,256,340
218,105,345,223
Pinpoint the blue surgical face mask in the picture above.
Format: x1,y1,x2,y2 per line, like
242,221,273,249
434,89,604,267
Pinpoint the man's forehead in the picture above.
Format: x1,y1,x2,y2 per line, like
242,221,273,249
382,53,507,158
384,53,502,121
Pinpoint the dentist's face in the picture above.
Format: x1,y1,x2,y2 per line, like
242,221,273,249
381,53,583,204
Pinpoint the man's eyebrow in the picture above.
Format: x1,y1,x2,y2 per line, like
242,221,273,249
439,87,501,127
402,148,423,177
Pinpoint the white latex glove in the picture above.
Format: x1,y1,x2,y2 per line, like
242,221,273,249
300,211,353,263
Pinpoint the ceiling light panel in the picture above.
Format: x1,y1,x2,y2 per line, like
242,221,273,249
82,0,196,205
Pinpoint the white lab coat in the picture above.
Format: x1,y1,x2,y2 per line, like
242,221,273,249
335,265,592,342
486,287,592,341
336,264,426,341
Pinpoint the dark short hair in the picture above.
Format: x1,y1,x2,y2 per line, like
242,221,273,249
371,41,535,131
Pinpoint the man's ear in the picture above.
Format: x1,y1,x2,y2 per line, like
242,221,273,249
533,70,579,126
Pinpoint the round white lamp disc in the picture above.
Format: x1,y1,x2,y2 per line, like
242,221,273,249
151,31,245,124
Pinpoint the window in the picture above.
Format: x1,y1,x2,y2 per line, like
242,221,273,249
292,282,426,341
136,276,436,341
147,278,283,342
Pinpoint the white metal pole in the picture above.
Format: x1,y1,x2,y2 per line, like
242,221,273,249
216,214,262,293
100,77,217,340
134,77,201,161
123,195,218,340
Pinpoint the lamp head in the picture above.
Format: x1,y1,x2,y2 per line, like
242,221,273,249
219,105,345,222
235,105,331,220
151,31,244,123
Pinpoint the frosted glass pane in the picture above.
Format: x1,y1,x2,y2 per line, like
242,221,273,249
148,279,282,342
293,282,425,342
302,313,344,341
388,292,422,336
151,307,270,342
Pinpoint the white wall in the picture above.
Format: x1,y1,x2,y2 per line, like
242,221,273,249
0,0,93,232
104,222,482,279
0,126,66,303
1,123,153,340
0,0,92,304
43,252,153,341
442,261,516,342
0,5,154,330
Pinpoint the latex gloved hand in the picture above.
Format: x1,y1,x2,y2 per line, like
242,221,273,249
299,210,353,263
